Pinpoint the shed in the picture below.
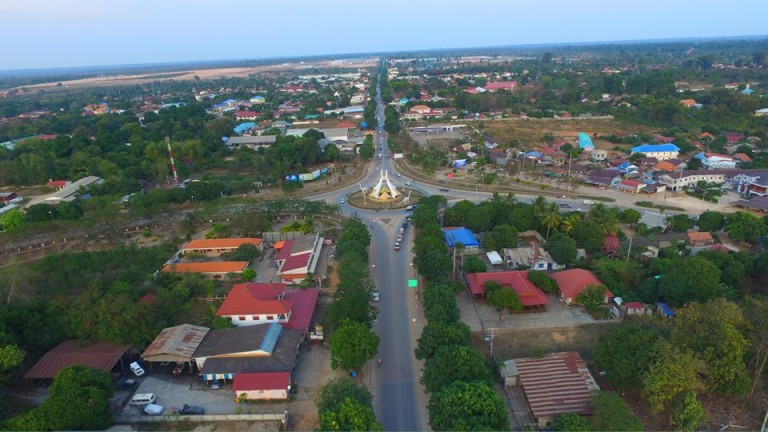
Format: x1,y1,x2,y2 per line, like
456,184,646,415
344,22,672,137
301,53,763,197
486,251,503,265
141,324,210,365
24,340,130,380
233,372,291,401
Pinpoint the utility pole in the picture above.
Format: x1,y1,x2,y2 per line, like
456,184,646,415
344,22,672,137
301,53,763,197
626,236,633,261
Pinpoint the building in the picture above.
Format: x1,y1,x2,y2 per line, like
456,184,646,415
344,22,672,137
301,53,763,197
141,324,210,369
756,108,768,117
182,238,263,256
235,111,261,121
226,135,276,150
577,133,594,151
274,234,324,284
161,262,249,279
658,170,726,192
630,143,680,161
250,96,266,104
502,245,564,271
192,323,302,382
24,340,130,380
695,152,739,169
286,128,348,142
550,269,611,305
233,372,291,401
28,176,104,207
687,231,714,246
216,283,291,326
0,192,18,203
591,149,608,162
443,227,480,250
465,271,550,309
508,351,599,427
484,81,517,92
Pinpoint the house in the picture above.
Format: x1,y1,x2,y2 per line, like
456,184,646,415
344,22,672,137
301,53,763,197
488,148,509,165
502,245,564,271
233,372,291,401
686,231,714,246
443,227,480,250
658,170,726,192
654,160,679,173
755,108,768,117
507,352,599,427
603,235,620,255
465,271,550,309
226,135,276,150
591,149,608,162
47,179,71,189
274,234,324,284
617,179,645,193
724,132,746,144
250,96,266,104
696,152,738,169
680,98,697,108
192,323,303,382
0,192,17,203
630,143,680,161
550,269,611,305
182,238,263,256
484,81,517,92
286,128,348,142
233,123,257,134
216,283,321,332
235,111,261,121
161,262,249,279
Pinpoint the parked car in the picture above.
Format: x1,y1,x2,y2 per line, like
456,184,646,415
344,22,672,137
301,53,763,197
393,242,401,251
211,380,221,389
439,188,449,192
115,378,139,390
405,205,415,211
129,361,145,377
339,198,345,204
404,180,413,186
559,203,572,209
143,404,165,415
372,291,380,302
180,404,205,415
396,234,403,242
402,222,408,229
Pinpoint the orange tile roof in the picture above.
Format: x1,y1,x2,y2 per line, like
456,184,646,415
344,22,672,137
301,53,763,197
680,99,697,107
217,283,292,316
733,153,752,163
162,262,249,274
686,231,713,242
183,238,262,250
550,269,611,300
655,161,678,172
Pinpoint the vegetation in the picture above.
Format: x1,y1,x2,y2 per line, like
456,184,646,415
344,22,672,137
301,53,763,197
316,378,381,432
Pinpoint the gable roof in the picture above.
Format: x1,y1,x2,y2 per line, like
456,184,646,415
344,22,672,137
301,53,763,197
282,288,320,332
183,238,262,251
141,324,210,362
24,340,130,379
686,231,713,243
631,143,680,153
162,262,249,274
444,228,479,247
280,251,312,273
233,372,290,391
216,283,292,316
603,235,620,253
514,351,598,420
193,323,285,359
465,271,550,307
550,269,611,300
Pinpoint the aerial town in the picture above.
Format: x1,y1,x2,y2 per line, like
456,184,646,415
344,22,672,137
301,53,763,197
0,36,768,432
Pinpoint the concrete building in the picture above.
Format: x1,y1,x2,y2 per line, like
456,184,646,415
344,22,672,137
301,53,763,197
630,143,680,161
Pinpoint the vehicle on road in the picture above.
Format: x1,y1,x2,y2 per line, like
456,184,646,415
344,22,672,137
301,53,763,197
439,188,449,192
339,198,345,204
404,180,413,186
372,291,380,302
393,242,401,251
396,172,401,177
180,404,205,415
399,227,405,234
130,393,156,406
583,199,595,205
402,222,408,229
405,205,415,211
116,378,139,390
559,203,572,209
396,234,402,242
143,404,165,415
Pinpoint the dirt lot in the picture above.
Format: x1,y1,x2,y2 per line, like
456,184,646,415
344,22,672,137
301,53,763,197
482,118,657,150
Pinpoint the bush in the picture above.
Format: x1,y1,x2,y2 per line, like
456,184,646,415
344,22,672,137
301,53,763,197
528,270,559,294
463,256,487,273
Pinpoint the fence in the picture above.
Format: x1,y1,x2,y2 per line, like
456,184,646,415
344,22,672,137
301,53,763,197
114,411,286,424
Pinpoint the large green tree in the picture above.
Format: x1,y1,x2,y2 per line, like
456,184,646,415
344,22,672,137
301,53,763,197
329,320,380,370
725,211,766,243
594,323,661,390
696,210,725,232
659,256,721,306
544,233,577,265
422,345,493,394
483,224,518,250
642,341,705,413
427,381,509,431
315,378,373,415
319,398,382,432
552,413,591,431
415,321,471,361
486,285,523,320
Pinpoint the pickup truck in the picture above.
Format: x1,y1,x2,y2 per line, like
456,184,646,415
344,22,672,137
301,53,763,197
582,199,595,205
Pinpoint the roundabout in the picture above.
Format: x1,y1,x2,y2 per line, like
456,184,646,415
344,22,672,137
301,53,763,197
346,170,423,210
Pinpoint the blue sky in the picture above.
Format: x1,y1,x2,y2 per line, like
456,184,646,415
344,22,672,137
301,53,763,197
1,0,767,70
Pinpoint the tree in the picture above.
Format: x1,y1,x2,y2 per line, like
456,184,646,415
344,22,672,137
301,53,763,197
670,392,706,432
576,284,608,312
319,398,382,432
620,208,641,224
359,141,374,160
0,208,24,232
324,143,340,161
339,219,371,247
466,205,493,233
463,255,487,273
659,256,721,307
589,392,643,432
552,413,591,431
224,243,260,261
686,157,702,170
725,211,766,243
642,341,705,413
587,203,620,235
696,211,725,232
527,271,558,293
415,321,471,360
427,381,509,431
417,249,453,281
25,203,59,222
0,343,24,383
329,320,380,370
241,268,256,281
572,220,604,254
483,224,518,250
316,378,373,414
594,323,660,390
667,214,694,232
541,203,563,238
545,233,577,265
422,345,493,394
486,287,522,320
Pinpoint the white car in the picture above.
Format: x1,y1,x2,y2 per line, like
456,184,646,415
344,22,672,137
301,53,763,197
404,180,413,186
130,361,145,377
340,198,345,204
372,291,380,302
143,404,165,415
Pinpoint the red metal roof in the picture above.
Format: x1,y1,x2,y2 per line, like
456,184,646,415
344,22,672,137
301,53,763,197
465,271,550,307
550,269,611,301
515,352,596,420
280,252,311,273
485,81,517,90
24,340,130,379
137,293,157,304
275,240,295,261
216,283,292,316
625,302,645,309
602,235,620,253
282,288,320,332
233,371,290,391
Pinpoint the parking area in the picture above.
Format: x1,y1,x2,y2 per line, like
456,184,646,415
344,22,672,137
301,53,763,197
456,289,596,332
120,373,286,417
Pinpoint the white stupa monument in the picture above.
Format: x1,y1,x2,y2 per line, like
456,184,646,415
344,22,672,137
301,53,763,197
368,170,401,201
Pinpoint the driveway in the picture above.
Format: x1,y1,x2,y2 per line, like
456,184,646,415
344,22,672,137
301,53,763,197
457,290,595,332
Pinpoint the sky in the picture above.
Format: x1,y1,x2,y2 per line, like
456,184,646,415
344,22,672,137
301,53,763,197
1,0,767,71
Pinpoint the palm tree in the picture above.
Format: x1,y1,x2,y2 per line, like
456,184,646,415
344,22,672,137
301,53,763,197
532,195,548,217
541,203,563,239
560,212,582,235
588,203,620,235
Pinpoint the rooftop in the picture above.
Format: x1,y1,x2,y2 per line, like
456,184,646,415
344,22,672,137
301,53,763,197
24,340,130,379
465,271,550,307
550,269,611,300
141,324,210,361
233,372,290,391
444,227,479,247
162,261,249,274
631,143,680,153
193,323,286,359
183,238,263,251
217,283,291,316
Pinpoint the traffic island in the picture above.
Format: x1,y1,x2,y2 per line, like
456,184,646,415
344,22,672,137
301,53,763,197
346,188,423,210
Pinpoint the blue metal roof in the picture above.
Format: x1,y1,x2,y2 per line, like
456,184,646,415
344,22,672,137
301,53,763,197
578,132,594,149
444,228,479,247
631,143,680,153
233,122,256,134
259,323,283,354
656,302,676,317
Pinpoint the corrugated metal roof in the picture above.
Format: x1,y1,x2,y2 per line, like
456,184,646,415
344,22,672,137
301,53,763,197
141,324,210,362
259,323,283,354
233,372,290,391
514,352,598,420
24,340,130,379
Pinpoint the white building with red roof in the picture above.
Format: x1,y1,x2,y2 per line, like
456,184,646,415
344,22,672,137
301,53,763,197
274,234,323,284
484,81,517,92
233,371,291,400
465,271,550,310
550,269,612,305
182,238,263,256
216,282,320,332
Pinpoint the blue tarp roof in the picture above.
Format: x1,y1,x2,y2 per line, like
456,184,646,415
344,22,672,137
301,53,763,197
525,151,542,159
631,143,680,153
233,122,256,134
578,132,594,149
656,302,676,317
444,228,479,247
